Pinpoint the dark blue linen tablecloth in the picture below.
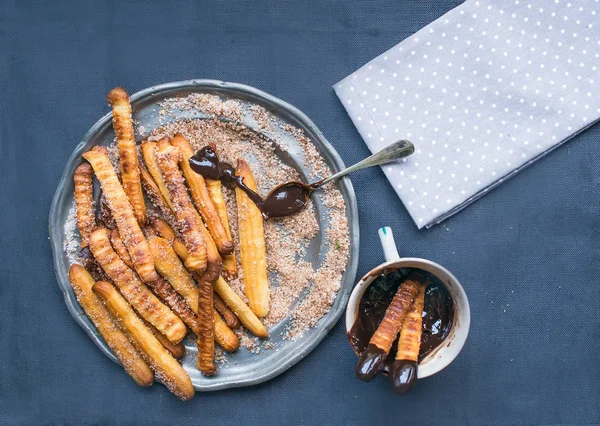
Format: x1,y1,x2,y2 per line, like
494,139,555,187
1,1,599,425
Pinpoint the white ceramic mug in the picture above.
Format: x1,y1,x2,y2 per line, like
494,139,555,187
345,227,470,379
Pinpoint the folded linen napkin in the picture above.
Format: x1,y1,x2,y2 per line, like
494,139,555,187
335,0,600,228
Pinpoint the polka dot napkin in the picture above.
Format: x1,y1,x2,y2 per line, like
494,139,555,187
334,0,600,229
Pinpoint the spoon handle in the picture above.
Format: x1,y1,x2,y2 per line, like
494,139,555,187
316,139,414,187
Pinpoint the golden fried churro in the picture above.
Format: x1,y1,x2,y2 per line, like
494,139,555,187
396,284,425,362
109,229,133,269
141,140,174,212
214,293,241,329
89,227,186,344
83,146,158,283
170,134,233,255
235,160,269,317
214,310,240,353
106,87,146,225
93,281,194,401
156,145,207,273
148,237,198,312
390,284,426,394
68,265,153,386
205,173,237,278
73,162,96,247
143,319,186,359
355,277,421,382
214,277,268,338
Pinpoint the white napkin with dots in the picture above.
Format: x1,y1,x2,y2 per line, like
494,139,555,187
335,0,600,228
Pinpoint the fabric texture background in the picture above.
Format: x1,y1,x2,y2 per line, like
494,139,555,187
335,0,600,228
1,1,599,425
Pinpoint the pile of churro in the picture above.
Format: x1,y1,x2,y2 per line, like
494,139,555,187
68,87,276,400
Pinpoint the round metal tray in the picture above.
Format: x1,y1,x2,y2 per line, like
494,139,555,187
49,80,359,391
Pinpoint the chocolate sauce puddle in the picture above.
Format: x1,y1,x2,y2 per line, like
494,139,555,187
189,146,311,219
348,268,454,376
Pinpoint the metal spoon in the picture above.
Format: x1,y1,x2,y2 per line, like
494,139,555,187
262,139,415,218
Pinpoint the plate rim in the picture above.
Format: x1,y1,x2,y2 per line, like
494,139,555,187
49,79,360,391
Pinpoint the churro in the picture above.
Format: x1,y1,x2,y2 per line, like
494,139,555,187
106,87,146,225
390,284,426,394
73,162,95,247
83,146,158,283
235,160,269,317
155,145,207,273
89,227,186,344
141,140,174,211
93,281,194,401
214,277,268,338
68,265,154,387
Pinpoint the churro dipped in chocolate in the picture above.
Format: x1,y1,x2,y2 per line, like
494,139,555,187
106,87,146,225
171,134,233,255
235,160,269,317
355,276,421,382
73,162,96,247
83,146,158,283
93,281,195,401
155,145,207,273
390,284,426,394
89,227,186,344
68,265,154,387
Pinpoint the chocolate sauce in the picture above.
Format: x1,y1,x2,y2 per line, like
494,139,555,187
260,182,311,219
189,146,313,219
189,146,264,207
348,268,454,375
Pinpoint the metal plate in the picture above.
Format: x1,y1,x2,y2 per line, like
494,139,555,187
49,80,359,391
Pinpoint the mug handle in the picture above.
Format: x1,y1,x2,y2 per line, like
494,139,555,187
378,226,400,262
